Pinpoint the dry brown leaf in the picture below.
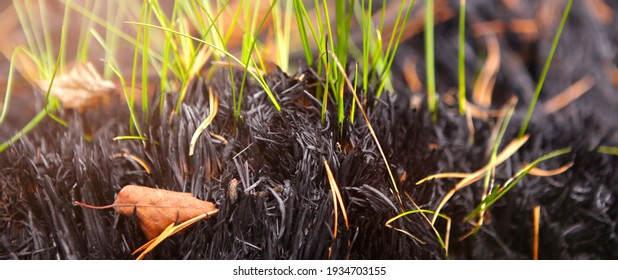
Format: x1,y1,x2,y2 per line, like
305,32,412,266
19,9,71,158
37,62,115,112
75,185,218,240
114,185,217,240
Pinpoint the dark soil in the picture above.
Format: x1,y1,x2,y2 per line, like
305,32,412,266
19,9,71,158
1,0,617,259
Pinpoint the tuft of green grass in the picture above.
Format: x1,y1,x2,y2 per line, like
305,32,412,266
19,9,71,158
374,0,415,99
272,0,294,72
0,2,78,152
292,0,414,125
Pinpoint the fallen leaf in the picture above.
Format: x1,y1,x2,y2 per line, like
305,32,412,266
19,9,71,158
114,185,217,240
75,185,218,240
37,62,115,112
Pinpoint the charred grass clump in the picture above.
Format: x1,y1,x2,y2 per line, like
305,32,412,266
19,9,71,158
1,0,618,259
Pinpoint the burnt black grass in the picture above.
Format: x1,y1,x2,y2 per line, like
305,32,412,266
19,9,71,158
1,0,618,260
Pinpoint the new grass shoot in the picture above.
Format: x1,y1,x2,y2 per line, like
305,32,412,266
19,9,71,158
425,0,438,122
518,0,573,138
458,0,466,114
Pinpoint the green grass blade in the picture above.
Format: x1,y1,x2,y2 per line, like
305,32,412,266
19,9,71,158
0,47,39,127
518,0,573,138
42,2,72,127
141,3,152,122
596,146,618,156
386,209,450,252
375,0,415,98
425,0,437,121
469,104,515,235
105,61,144,141
458,0,467,114
292,0,314,66
0,109,49,152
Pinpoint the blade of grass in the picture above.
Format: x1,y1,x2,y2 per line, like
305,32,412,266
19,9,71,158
527,162,573,176
468,104,515,236
425,0,438,121
533,205,540,260
190,1,237,116
385,209,450,253
375,0,415,99
42,2,73,127
596,146,618,156
141,2,152,121
189,87,219,156
292,0,314,66
324,158,350,237
0,108,48,152
273,0,293,72
113,135,150,141
458,0,467,114
236,0,276,120
518,0,573,137
105,60,144,142
75,0,97,62
0,47,41,127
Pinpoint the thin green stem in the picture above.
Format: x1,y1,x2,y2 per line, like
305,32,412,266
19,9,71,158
518,0,573,138
458,0,466,114
425,0,437,121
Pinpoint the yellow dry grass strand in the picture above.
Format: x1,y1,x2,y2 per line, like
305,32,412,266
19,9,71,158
472,35,500,107
110,152,152,174
384,212,425,244
527,161,573,177
324,159,349,233
132,209,218,260
456,135,529,189
543,75,595,114
533,205,540,260
189,86,219,156
429,135,529,224
385,199,452,255
178,45,214,106
416,172,470,185
417,135,529,187
134,222,175,260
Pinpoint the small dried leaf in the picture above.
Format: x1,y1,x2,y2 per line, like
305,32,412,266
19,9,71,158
113,185,217,240
37,62,115,112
